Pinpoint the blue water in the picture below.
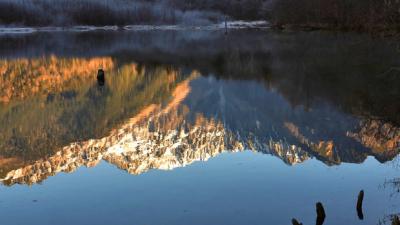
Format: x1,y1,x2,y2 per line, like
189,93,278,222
0,30,399,225
0,151,398,225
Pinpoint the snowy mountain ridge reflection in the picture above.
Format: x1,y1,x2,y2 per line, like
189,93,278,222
0,30,399,186
1,68,399,186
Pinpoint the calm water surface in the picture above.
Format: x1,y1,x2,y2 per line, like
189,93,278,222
0,30,399,225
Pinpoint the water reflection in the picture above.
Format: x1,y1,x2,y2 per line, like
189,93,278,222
0,56,187,179
0,57,399,185
0,30,399,224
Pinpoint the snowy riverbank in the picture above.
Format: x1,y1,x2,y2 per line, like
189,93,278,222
0,21,269,34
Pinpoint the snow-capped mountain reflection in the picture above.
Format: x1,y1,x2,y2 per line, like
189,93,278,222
1,73,399,186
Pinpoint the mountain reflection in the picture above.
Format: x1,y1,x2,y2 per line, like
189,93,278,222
0,56,188,180
0,53,399,185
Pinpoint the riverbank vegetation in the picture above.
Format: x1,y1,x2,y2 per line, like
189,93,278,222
0,0,268,27
269,0,400,34
0,0,399,34
0,0,223,26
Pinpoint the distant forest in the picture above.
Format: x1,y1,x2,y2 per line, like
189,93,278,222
0,0,399,33
270,0,400,33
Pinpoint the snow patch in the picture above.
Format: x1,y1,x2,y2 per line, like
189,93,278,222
0,27,36,34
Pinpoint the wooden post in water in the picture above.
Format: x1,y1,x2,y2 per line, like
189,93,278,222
316,202,326,225
357,190,364,220
224,15,228,35
291,218,303,225
97,69,105,86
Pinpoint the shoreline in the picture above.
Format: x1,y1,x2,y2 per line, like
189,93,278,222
0,21,269,34
270,23,400,37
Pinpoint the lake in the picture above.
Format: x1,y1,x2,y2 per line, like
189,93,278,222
0,29,399,225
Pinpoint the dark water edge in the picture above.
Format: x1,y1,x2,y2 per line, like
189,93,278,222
2,29,398,121
0,29,399,225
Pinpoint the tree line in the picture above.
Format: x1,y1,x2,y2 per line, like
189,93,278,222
0,0,398,33
269,0,400,33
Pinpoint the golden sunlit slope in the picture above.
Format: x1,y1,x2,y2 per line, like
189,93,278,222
0,73,308,186
0,56,189,177
0,56,114,103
